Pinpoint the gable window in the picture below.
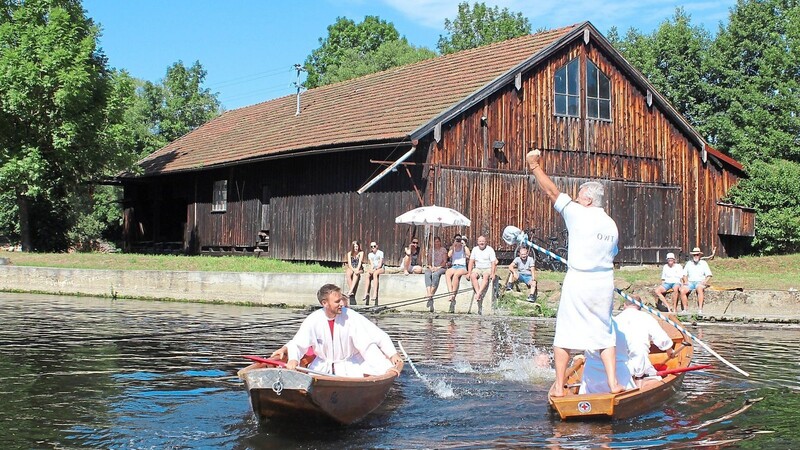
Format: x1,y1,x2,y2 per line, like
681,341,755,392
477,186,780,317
554,58,580,117
586,59,611,120
212,180,227,212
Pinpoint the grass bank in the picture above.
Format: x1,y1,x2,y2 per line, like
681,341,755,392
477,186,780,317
0,251,339,274
1,251,797,290
537,253,799,291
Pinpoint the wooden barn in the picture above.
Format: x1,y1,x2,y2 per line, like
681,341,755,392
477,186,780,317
120,22,755,265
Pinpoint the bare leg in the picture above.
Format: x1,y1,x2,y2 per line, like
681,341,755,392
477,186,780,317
599,347,624,393
671,289,679,312
552,346,570,397
680,286,690,311
697,286,705,310
372,272,382,299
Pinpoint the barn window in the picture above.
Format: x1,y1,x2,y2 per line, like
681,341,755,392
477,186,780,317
554,58,580,117
586,59,611,120
212,180,227,212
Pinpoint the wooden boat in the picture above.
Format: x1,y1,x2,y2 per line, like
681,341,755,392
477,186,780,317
238,361,398,425
549,315,695,420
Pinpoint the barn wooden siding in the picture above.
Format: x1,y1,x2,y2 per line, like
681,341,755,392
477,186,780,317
124,146,426,264
427,39,748,262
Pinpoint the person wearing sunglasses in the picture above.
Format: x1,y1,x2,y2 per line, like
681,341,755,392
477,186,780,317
363,242,385,305
444,234,471,313
401,239,423,275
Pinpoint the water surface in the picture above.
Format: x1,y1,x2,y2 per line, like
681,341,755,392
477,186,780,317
0,293,796,448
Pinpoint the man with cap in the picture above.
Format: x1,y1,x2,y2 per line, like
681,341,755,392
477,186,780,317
654,252,683,312
680,247,713,314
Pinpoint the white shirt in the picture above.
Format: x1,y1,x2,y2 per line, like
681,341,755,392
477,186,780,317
286,307,397,377
554,193,618,271
368,250,384,269
470,245,497,269
615,307,673,377
683,259,712,282
579,319,635,394
661,263,683,284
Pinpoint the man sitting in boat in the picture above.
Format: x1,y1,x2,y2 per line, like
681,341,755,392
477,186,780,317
578,319,636,394
270,283,404,377
615,295,675,386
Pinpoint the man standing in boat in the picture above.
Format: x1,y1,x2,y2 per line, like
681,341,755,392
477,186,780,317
271,283,404,377
526,149,624,397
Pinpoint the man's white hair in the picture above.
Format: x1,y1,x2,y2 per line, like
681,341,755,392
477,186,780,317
579,181,605,207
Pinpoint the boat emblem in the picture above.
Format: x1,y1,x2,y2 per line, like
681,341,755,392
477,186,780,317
577,401,592,413
272,371,284,396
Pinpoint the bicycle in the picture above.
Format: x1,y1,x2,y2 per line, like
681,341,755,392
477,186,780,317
519,227,568,272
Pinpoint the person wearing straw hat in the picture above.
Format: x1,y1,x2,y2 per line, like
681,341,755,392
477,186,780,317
680,247,713,314
526,149,624,397
654,252,683,312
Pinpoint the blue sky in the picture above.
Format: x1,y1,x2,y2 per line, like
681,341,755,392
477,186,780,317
83,1,735,111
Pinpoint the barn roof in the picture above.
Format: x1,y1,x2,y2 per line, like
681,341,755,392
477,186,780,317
133,21,744,176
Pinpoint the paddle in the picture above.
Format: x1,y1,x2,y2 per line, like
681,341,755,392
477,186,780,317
656,364,712,377
501,225,751,378
241,355,332,377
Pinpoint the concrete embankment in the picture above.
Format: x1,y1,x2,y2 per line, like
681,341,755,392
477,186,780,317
1,265,798,322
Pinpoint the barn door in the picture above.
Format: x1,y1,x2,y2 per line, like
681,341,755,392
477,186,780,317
611,183,682,263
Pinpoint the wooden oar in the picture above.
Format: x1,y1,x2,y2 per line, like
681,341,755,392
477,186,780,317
241,355,332,377
656,364,712,377
504,226,750,378
614,289,750,377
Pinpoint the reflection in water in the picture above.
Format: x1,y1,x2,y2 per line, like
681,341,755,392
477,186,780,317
0,293,797,448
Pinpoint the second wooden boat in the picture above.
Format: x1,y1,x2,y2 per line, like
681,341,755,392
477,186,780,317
549,315,695,420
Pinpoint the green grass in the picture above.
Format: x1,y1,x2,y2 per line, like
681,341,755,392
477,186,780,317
0,251,339,273
1,250,797,290
520,253,800,291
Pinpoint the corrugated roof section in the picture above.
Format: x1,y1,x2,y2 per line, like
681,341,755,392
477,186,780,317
136,25,578,175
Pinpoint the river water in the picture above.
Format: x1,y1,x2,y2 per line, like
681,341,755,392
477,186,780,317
0,292,797,449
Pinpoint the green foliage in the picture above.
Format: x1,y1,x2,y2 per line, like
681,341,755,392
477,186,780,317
304,16,404,88
612,9,712,128
611,1,800,255
437,1,531,55
323,39,435,85
0,0,110,250
725,160,800,254
704,0,800,163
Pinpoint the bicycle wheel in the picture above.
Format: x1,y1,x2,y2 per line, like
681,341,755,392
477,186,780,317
552,247,568,272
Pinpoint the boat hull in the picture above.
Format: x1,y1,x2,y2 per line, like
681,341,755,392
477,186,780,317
238,364,397,425
549,315,694,420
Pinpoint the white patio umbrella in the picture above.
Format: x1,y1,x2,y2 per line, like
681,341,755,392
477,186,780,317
395,205,471,264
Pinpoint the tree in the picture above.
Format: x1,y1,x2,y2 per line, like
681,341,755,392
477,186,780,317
437,1,531,55
704,0,800,163
610,9,712,129
322,39,435,85
0,0,111,251
304,16,404,88
67,63,221,250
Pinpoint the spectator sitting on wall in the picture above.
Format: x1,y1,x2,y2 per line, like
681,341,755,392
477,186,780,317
363,241,385,306
654,252,682,312
444,234,471,313
679,247,712,315
344,240,364,304
505,245,538,303
402,239,423,275
468,235,498,315
424,236,449,312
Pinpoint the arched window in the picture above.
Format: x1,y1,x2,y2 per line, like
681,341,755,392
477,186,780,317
586,59,611,120
554,58,580,117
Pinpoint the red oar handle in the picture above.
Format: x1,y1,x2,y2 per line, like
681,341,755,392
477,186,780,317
243,355,286,367
656,364,712,377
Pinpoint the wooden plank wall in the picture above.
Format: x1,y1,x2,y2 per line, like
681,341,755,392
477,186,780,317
428,38,747,262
